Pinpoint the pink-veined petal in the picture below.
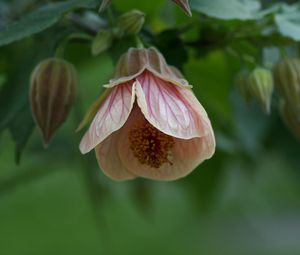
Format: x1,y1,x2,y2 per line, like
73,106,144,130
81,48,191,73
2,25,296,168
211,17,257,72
117,107,214,181
79,82,135,154
135,71,210,139
95,131,136,181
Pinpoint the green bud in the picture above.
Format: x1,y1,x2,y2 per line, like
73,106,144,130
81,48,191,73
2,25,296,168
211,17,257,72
91,29,113,56
247,67,274,114
273,58,300,118
280,100,300,140
235,70,252,104
30,58,77,146
116,10,145,35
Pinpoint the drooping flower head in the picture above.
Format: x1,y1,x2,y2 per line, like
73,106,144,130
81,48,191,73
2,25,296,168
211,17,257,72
80,47,215,181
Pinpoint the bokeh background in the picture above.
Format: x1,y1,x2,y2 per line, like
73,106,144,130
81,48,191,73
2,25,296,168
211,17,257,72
1,0,300,254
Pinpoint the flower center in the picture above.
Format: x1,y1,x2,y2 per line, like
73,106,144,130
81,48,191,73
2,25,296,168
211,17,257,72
129,122,175,168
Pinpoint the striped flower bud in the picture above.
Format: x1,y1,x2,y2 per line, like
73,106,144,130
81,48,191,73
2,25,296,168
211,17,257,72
98,0,112,12
116,10,145,35
280,100,300,140
247,67,274,114
273,58,300,118
172,0,192,16
30,58,77,146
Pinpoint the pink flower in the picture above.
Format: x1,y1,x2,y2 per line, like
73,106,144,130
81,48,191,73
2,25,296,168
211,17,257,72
80,48,215,181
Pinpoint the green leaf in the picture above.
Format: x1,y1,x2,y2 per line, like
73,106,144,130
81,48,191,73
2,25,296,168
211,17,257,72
9,105,35,164
0,37,53,163
0,0,96,47
275,4,300,41
0,74,5,90
0,78,34,164
190,0,261,20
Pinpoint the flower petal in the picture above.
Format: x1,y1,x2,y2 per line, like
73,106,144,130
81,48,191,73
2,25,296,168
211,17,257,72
95,131,136,181
117,107,215,180
135,71,211,139
79,81,135,154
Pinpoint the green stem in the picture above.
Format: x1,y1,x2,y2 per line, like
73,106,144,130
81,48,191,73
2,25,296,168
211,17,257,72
279,47,288,59
135,36,144,49
55,33,93,58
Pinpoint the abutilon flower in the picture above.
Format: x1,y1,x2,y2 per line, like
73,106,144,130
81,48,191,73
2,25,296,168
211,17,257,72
80,47,215,181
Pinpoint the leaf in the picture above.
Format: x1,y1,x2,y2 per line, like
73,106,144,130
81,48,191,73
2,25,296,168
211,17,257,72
9,105,35,164
0,35,54,163
0,74,5,90
0,78,34,164
0,0,96,47
190,0,261,20
275,4,300,41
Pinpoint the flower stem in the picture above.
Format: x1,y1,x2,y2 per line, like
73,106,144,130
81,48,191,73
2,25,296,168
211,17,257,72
135,36,144,49
55,33,93,58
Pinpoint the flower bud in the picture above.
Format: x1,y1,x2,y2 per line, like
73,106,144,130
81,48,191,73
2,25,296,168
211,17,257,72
91,29,113,56
273,58,300,118
30,58,77,146
247,67,274,114
98,0,111,12
280,100,300,140
172,0,192,16
116,10,145,35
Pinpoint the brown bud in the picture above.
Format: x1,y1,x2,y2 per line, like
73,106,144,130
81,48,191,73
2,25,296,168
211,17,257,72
273,58,300,118
172,0,192,16
30,58,77,146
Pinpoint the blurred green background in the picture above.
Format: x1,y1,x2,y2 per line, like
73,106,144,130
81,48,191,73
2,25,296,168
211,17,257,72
1,0,300,254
